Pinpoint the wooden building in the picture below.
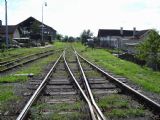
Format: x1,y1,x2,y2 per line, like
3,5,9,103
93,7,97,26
97,28,150,53
0,17,56,47
17,17,56,43
0,20,20,44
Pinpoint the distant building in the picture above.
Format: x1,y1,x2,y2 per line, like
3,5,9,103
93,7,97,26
0,20,20,44
97,28,151,53
0,17,56,47
87,38,94,48
17,17,56,43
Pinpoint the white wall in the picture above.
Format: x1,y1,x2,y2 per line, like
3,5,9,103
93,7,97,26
13,29,20,38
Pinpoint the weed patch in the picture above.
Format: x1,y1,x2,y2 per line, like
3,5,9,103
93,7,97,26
74,43,160,94
98,95,145,118
0,53,59,83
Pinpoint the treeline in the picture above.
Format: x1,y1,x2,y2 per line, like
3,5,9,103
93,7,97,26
55,34,80,42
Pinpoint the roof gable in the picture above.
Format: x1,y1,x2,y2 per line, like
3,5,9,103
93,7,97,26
18,16,56,32
97,29,150,38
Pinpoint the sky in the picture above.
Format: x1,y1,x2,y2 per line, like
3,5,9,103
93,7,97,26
0,0,160,37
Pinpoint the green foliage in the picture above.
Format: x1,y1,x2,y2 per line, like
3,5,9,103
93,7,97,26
0,85,18,112
54,42,66,49
63,35,69,42
68,36,75,42
80,29,93,44
0,86,14,102
98,95,145,118
0,52,59,83
106,109,145,118
74,43,160,93
0,43,7,52
137,30,160,70
31,101,86,120
0,47,54,62
56,34,63,41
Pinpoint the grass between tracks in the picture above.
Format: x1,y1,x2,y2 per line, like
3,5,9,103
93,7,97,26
74,42,160,94
0,53,58,83
0,45,55,62
30,101,88,120
97,95,146,118
0,85,19,113
0,42,65,109
0,42,65,83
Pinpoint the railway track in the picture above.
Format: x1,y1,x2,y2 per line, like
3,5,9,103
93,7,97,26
0,49,59,73
16,48,160,120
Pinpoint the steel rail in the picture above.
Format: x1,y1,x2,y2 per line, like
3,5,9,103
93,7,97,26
0,49,55,67
63,51,97,120
75,51,106,120
16,52,63,120
0,50,57,73
76,51,160,114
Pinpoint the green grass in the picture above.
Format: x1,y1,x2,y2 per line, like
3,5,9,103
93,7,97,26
30,101,87,120
85,71,102,78
98,95,145,118
0,46,55,62
0,42,65,83
0,53,60,83
32,101,82,112
53,42,66,49
0,42,66,113
51,112,82,120
106,109,145,118
0,86,15,102
98,95,129,109
74,42,160,94
0,85,19,111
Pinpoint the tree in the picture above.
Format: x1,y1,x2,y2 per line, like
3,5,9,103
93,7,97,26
56,34,63,41
80,29,93,44
63,35,69,42
137,30,160,70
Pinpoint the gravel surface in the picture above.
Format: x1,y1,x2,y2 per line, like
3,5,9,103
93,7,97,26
0,61,55,120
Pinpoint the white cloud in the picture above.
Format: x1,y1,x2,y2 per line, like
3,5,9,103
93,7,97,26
0,0,160,36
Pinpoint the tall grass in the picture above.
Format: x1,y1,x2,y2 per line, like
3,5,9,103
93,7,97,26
0,46,55,62
74,43,160,94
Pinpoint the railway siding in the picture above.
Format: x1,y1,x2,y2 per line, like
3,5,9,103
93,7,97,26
74,43,160,94
0,43,160,120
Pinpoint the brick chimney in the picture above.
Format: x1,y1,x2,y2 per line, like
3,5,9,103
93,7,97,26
120,27,123,36
133,27,136,37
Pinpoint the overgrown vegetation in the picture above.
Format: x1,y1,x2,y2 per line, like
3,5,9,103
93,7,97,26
0,86,17,102
0,85,19,111
98,95,145,118
0,53,59,83
0,42,65,114
80,29,93,45
136,30,160,70
0,47,54,62
0,42,65,83
74,42,160,94
30,101,87,120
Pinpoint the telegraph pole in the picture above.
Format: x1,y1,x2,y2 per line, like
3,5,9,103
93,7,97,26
5,0,9,48
42,2,47,45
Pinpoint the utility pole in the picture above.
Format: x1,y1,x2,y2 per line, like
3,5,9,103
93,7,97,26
5,0,9,48
42,2,47,46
